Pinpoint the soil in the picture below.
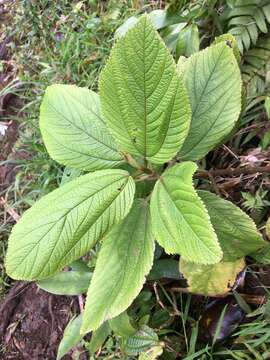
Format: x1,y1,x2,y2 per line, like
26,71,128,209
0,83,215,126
0,282,84,360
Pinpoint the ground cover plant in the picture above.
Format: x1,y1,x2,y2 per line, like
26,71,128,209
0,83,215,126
1,1,270,359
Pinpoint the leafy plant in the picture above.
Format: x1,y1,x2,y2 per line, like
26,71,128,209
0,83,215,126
223,0,270,53
241,34,270,101
242,189,270,211
5,14,267,358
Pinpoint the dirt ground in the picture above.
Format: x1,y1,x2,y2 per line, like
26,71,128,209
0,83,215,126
0,282,85,360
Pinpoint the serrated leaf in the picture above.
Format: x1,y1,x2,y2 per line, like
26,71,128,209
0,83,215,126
100,15,191,164
109,311,137,337
150,162,222,264
180,258,245,296
6,170,135,280
81,200,155,333
40,84,123,172
123,325,159,356
178,42,242,161
212,34,241,64
197,190,266,261
37,270,92,295
57,314,83,360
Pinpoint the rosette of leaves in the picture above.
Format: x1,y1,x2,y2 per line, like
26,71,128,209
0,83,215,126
5,15,265,341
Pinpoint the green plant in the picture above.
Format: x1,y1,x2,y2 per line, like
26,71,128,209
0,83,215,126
222,0,270,53
5,14,268,358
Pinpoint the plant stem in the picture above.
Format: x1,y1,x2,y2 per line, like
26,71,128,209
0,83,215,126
123,152,156,175
122,152,141,170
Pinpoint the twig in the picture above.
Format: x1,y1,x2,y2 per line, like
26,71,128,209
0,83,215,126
196,165,270,179
222,144,239,161
205,171,221,195
78,295,84,313
153,282,168,312
169,288,267,304
169,290,181,316
0,196,20,222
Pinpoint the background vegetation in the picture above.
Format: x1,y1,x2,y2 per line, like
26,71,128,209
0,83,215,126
1,0,270,359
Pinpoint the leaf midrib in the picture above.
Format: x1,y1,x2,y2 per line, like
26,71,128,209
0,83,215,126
47,101,119,154
106,205,150,319
181,45,230,158
12,175,131,277
44,128,122,163
160,176,218,259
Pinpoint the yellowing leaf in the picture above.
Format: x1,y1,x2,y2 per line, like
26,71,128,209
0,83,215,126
180,258,245,296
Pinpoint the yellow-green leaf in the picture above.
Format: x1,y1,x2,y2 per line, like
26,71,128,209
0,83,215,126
198,190,266,261
6,170,135,280
40,84,123,171
180,257,245,296
178,42,242,161
100,15,191,164
81,200,155,333
150,162,222,264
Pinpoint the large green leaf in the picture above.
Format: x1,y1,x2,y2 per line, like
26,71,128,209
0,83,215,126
178,42,242,161
180,257,245,296
6,170,135,280
198,190,266,261
100,15,191,164
81,200,155,333
150,162,222,264
40,84,123,171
